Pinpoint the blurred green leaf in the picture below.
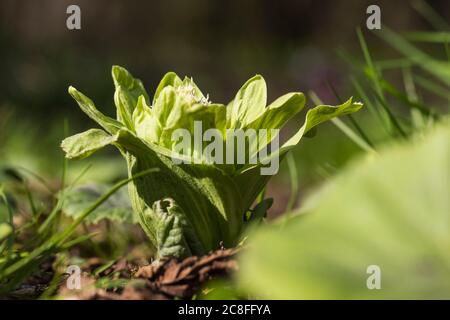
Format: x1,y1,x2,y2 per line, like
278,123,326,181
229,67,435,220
200,279,240,300
0,223,12,241
239,122,450,299
61,183,137,224
0,167,24,183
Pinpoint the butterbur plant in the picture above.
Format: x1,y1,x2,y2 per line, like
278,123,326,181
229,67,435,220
61,66,362,259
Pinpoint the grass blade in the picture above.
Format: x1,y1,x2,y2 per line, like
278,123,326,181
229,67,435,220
411,0,450,31
0,168,158,285
405,31,450,43
286,153,299,212
377,26,450,85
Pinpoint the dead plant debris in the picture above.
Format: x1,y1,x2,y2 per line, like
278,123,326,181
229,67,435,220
58,247,240,300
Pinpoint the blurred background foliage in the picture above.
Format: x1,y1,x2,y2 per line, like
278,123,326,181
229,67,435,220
0,0,449,214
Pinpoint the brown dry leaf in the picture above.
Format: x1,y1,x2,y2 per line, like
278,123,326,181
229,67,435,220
134,247,240,299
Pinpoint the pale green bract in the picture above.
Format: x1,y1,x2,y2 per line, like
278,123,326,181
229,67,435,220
61,65,362,259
